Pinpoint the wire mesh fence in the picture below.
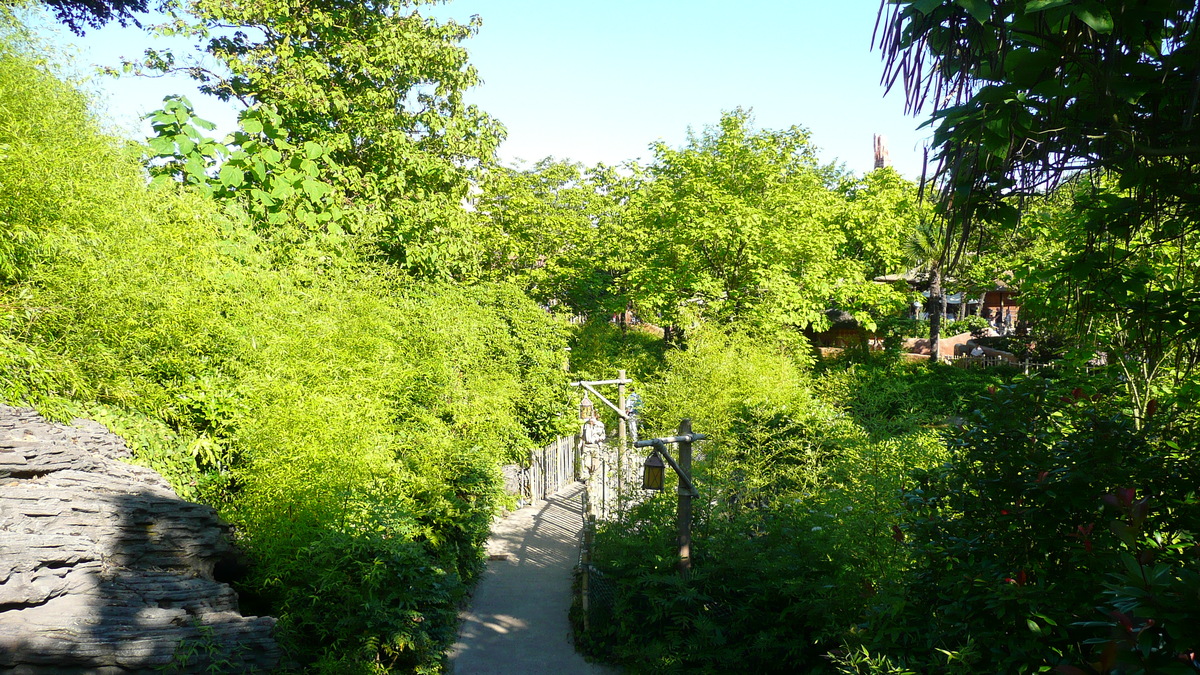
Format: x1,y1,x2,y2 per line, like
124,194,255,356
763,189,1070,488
576,486,619,638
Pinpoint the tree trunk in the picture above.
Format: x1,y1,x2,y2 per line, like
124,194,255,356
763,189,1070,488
928,265,943,364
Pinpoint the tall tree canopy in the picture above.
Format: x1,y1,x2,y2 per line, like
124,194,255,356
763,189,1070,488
838,166,927,279
626,109,842,330
879,0,1200,409
36,0,147,33
625,109,905,334
877,0,1200,246
879,0,1200,360
153,0,505,276
475,159,634,318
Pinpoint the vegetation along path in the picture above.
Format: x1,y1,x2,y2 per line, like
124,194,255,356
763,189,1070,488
449,482,616,674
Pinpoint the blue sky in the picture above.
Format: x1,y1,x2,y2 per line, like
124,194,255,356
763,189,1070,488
34,0,933,179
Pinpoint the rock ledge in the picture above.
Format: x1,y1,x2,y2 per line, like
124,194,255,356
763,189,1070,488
0,405,278,673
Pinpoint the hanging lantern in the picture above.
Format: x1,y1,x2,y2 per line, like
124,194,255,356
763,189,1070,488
579,394,594,421
641,452,665,491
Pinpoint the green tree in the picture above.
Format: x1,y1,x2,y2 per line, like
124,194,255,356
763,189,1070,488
148,0,505,277
878,0,1200,398
475,158,636,318
143,96,347,252
878,0,1200,224
35,0,147,33
839,167,926,279
626,109,873,337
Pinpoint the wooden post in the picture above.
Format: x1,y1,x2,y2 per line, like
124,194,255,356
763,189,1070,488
676,419,693,577
582,503,593,634
617,369,627,517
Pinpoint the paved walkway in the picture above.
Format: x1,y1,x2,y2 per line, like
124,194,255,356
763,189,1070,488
449,482,618,674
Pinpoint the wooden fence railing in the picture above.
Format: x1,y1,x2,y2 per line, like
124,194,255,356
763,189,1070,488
501,435,579,504
939,354,1086,374
502,435,636,515
533,434,578,500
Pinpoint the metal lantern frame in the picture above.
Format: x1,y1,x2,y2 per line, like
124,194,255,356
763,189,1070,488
641,452,665,490
634,427,707,575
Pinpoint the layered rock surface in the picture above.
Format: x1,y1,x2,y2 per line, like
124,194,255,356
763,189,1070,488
0,405,278,673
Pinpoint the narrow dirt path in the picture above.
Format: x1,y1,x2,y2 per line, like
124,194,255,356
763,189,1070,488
448,482,618,674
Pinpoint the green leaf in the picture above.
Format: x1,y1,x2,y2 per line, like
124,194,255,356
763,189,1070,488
147,136,175,156
250,188,275,206
149,174,173,190
270,181,295,200
219,165,244,188
1025,0,1071,12
302,178,332,201
956,0,991,23
175,135,195,156
241,118,264,135
183,156,206,181
1073,1,1113,33
912,0,944,15
304,141,324,160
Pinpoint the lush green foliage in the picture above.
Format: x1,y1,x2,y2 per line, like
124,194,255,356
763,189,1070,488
839,378,1200,674
12,1,1200,672
577,330,990,673
624,110,909,334
143,0,505,277
0,28,573,672
838,167,929,280
879,0,1200,355
567,320,666,387
143,96,349,250
475,159,635,318
474,112,920,344
943,314,990,338
880,0,1200,233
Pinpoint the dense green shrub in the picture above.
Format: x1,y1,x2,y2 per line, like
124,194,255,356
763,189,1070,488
839,378,1200,674
877,316,929,341
813,358,1004,439
0,25,575,672
944,314,990,338
568,319,667,386
580,327,951,673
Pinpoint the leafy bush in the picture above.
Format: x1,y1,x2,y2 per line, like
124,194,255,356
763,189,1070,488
580,327,951,673
841,378,1200,674
0,27,575,672
878,316,929,341
568,319,667,385
944,314,990,338
813,359,1004,439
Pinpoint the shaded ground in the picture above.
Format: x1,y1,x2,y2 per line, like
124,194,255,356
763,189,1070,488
449,482,617,674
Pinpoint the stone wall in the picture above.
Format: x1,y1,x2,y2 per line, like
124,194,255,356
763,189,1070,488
0,405,278,673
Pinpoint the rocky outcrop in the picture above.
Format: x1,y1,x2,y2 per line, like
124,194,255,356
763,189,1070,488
0,405,278,673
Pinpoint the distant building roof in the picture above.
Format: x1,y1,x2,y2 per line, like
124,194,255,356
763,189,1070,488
825,308,857,325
